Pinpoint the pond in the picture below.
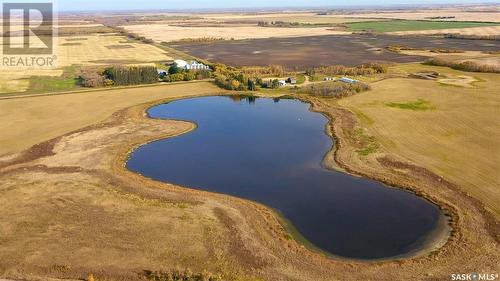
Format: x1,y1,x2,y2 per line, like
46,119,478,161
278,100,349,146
127,96,448,260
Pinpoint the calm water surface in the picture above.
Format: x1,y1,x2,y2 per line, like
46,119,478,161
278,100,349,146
127,96,444,259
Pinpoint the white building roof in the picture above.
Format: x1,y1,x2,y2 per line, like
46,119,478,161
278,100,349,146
340,77,359,83
174,59,187,68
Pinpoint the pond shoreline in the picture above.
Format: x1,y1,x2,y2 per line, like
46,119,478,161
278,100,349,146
124,94,451,261
1,89,497,280
306,96,454,260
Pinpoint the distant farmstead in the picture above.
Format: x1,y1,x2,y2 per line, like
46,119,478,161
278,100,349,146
172,59,210,71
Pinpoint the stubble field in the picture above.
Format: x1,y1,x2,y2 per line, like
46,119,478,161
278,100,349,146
337,10,500,23
121,24,349,42
389,25,500,36
346,20,500,33
0,34,172,94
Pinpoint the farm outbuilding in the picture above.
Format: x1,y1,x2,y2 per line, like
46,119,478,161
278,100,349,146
340,77,359,84
173,59,188,68
185,61,211,70
172,59,210,71
157,69,168,77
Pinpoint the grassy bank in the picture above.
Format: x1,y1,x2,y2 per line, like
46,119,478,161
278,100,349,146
337,63,500,216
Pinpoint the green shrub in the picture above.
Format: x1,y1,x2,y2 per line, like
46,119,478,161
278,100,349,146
183,71,196,81
168,73,185,82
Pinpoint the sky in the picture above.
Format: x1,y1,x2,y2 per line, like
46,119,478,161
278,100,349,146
57,0,498,11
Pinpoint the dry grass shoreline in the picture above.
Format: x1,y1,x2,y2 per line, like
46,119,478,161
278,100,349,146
0,85,498,280
314,96,499,241
304,98,453,260
124,95,451,262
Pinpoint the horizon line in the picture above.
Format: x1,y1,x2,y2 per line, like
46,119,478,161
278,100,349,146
57,2,500,13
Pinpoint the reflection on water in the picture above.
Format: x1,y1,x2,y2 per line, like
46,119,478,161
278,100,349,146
127,96,444,259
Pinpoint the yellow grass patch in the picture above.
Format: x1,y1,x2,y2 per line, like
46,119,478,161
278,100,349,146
0,69,64,93
0,71,30,93
438,75,480,87
338,63,500,216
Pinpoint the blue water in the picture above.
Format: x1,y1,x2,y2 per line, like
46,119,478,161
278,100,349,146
127,96,443,259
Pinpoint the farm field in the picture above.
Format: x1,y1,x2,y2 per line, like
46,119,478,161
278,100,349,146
55,35,171,66
115,10,500,26
0,82,221,155
389,25,500,36
346,20,500,33
337,63,500,216
198,12,376,24
121,24,349,42
173,34,499,69
0,34,172,94
110,12,376,27
335,10,500,23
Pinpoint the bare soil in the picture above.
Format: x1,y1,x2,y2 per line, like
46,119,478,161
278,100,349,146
172,34,499,69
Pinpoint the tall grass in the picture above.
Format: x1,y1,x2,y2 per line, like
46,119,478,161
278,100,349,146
424,58,500,73
142,269,222,281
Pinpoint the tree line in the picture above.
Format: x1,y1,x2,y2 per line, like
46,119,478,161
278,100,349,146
79,65,158,87
306,63,388,77
295,81,371,98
